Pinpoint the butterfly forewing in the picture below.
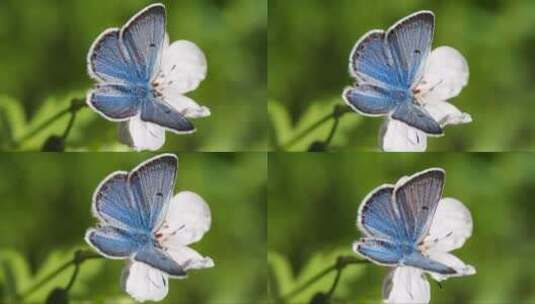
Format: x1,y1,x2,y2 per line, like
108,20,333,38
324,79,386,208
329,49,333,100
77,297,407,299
93,172,145,231
88,29,138,83
120,4,166,82
393,169,445,244
386,11,434,88
358,185,405,240
350,30,401,89
128,154,177,232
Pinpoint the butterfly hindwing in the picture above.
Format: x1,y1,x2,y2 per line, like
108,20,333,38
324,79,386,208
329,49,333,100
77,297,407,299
393,168,445,244
128,154,177,232
354,238,402,265
88,84,142,120
404,251,456,275
391,101,443,135
344,84,405,116
121,3,166,82
386,11,434,88
86,226,145,258
140,98,195,133
134,245,187,277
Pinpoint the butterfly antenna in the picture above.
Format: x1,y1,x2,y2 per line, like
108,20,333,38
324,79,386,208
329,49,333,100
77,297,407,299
427,79,445,93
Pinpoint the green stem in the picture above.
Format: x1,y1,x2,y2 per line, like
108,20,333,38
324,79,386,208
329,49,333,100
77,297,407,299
15,98,86,147
278,105,352,151
18,249,101,300
323,115,340,150
278,256,368,303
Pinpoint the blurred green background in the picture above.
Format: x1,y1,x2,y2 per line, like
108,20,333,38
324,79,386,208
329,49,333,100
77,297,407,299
269,153,535,303
268,0,535,151
0,152,267,303
0,0,267,151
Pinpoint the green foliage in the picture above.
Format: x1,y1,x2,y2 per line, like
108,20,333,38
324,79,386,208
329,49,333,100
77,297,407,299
268,0,535,151
0,248,105,303
269,99,361,151
269,248,365,303
0,0,267,151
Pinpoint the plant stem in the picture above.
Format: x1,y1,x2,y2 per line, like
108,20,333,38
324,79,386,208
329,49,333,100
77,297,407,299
278,256,368,303
18,249,101,300
278,105,352,151
14,98,86,147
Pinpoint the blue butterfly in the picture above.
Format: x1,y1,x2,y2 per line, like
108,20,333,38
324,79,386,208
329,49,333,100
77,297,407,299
353,168,457,275
87,4,195,134
85,154,186,277
343,11,443,135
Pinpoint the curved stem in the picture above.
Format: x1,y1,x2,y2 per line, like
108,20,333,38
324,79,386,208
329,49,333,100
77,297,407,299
278,105,352,151
14,98,86,147
18,249,102,300
278,256,368,303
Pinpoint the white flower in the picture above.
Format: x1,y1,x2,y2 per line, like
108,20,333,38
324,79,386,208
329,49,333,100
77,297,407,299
121,191,214,302
381,46,471,152
382,198,475,304
118,39,210,151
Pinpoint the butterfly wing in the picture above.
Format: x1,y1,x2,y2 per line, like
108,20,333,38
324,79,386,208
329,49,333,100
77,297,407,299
87,29,140,84
393,168,445,244
120,4,166,82
403,251,456,275
386,11,434,88
87,84,142,121
140,98,195,133
357,185,405,241
128,154,177,232
349,30,402,89
85,226,145,259
134,245,186,277
391,101,443,135
343,84,404,116
353,238,402,265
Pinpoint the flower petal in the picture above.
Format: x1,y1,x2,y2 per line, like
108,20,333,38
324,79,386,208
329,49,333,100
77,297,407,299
165,95,210,119
158,191,211,246
426,252,476,281
423,100,472,127
382,267,430,304
419,46,469,102
121,261,168,302
156,40,207,95
423,198,473,253
380,119,427,152
166,245,214,272
119,116,166,151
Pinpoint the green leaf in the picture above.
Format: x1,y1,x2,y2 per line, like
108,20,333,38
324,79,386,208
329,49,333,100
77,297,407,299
268,248,366,303
0,95,26,149
269,99,361,151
